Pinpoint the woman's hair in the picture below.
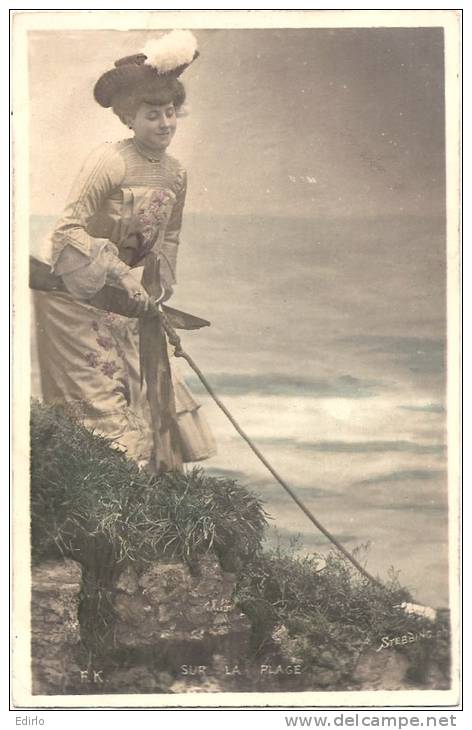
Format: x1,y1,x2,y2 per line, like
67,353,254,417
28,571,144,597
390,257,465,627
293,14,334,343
112,77,186,125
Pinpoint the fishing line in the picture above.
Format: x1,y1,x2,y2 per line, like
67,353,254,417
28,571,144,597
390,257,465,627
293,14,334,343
160,309,386,592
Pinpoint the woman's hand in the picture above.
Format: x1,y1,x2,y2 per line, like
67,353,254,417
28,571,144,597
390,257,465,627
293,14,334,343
119,271,152,316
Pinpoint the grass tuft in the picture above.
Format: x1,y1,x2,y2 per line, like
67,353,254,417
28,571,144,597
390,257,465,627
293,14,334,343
235,539,450,686
30,400,268,574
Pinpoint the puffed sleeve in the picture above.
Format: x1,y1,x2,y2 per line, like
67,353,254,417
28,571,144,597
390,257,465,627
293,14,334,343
51,144,129,299
159,168,187,287
58,243,131,300
51,143,126,265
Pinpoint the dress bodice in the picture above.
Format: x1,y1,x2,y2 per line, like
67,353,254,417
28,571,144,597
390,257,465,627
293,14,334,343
51,138,187,285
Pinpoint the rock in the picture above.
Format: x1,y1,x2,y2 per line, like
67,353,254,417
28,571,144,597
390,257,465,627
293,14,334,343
313,669,340,688
139,563,192,603
116,565,139,595
271,624,289,644
352,648,411,690
170,676,226,694
267,626,305,666
398,602,437,622
319,650,337,668
31,559,83,694
112,554,251,670
104,666,172,694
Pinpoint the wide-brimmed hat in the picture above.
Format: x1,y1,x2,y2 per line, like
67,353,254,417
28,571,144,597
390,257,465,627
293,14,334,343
94,29,199,108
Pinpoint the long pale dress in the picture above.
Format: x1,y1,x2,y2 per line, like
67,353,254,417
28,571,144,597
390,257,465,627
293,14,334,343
33,138,216,469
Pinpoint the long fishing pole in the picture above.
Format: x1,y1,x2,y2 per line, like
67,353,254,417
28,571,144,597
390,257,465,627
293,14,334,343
160,310,385,591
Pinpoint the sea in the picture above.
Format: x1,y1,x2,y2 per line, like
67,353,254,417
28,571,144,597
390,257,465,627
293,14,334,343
28,211,449,607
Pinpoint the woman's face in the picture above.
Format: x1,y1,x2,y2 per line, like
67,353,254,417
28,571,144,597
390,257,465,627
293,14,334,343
130,101,177,152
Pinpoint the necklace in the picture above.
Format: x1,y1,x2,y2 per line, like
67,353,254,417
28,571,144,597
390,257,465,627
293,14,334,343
132,138,163,163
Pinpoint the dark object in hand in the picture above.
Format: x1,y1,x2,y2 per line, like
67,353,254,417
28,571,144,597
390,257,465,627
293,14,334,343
29,256,210,330
29,256,65,292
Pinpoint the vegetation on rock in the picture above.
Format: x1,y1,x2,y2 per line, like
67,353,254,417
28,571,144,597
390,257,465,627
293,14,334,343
30,400,450,690
31,400,268,573
235,541,450,687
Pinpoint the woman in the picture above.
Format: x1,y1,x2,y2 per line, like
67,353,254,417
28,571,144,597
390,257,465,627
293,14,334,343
33,30,215,473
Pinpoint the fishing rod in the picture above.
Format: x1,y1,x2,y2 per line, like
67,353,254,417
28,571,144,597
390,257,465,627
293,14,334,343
29,253,385,591
159,308,386,592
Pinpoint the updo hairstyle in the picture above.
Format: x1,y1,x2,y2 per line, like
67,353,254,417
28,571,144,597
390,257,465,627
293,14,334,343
111,76,186,126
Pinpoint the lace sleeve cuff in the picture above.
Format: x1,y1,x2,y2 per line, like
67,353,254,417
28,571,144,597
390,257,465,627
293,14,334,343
58,242,130,300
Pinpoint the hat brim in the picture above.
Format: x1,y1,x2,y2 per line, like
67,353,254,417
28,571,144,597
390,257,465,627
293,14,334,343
94,65,154,108
93,52,199,108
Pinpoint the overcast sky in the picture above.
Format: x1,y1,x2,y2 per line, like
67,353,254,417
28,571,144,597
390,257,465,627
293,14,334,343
29,27,445,219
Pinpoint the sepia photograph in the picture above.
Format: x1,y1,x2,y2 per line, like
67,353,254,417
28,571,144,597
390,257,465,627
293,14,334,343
11,9,461,708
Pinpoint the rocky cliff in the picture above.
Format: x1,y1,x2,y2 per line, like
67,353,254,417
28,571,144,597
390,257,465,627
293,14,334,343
30,401,451,696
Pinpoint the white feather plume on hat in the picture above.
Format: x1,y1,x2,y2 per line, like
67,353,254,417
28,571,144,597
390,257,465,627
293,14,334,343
142,30,198,74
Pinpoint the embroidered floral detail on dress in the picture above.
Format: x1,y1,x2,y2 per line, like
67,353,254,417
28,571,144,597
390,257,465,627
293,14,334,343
124,188,177,266
101,361,119,379
84,351,101,368
85,312,127,381
96,335,115,351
